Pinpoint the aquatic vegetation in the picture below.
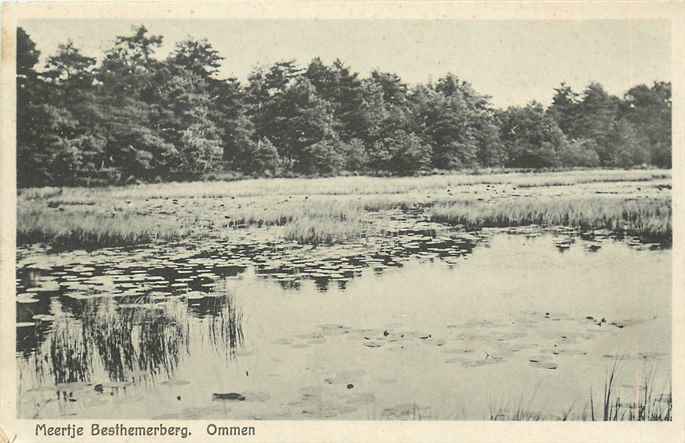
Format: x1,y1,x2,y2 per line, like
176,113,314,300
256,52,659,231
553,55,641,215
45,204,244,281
490,363,672,421
224,199,366,228
18,169,670,202
16,170,672,249
282,207,375,245
17,205,186,250
430,196,672,242
588,362,672,421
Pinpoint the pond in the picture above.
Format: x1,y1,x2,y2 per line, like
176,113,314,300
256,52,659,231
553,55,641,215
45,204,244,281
16,227,671,420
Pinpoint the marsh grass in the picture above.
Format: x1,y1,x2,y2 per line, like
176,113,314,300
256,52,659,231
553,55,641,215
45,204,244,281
17,169,672,249
430,196,672,242
17,206,186,250
275,200,377,245
224,199,367,227
283,216,373,245
18,169,670,202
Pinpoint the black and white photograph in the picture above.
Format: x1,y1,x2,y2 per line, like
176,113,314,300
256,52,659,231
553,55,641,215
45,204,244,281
1,2,683,441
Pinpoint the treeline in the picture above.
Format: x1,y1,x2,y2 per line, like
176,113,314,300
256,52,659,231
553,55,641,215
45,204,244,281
17,25,672,187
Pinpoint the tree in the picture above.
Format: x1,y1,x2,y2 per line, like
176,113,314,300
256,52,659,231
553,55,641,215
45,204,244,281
620,82,671,167
573,83,619,164
548,82,580,137
422,93,479,169
369,130,431,175
304,58,365,141
249,73,339,171
474,115,506,167
339,138,369,171
499,102,567,168
242,138,280,175
605,119,649,168
44,41,96,91
17,27,46,186
167,38,223,78
161,44,227,175
559,138,601,167
99,25,163,97
15,28,94,186
246,61,309,164
15,24,672,188
411,75,502,169
370,70,408,106
92,26,180,180
298,139,345,175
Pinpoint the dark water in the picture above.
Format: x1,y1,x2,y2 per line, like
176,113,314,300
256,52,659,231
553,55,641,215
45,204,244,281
16,227,671,419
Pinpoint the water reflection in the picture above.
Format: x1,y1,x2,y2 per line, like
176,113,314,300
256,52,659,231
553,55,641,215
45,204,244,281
204,294,244,359
19,290,244,388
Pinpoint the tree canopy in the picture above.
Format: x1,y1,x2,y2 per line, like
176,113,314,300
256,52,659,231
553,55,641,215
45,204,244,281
17,25,672,187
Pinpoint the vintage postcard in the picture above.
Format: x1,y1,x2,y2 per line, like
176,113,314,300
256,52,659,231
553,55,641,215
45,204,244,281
1,1,683,442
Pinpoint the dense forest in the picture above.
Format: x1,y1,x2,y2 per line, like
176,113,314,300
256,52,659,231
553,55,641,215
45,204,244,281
17,25,672,188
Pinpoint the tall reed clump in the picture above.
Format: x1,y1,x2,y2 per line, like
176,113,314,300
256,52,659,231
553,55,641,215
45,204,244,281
430,196,671,242
226,199,365,227
17,206,185,250
282,200,375,245
282,216,372,245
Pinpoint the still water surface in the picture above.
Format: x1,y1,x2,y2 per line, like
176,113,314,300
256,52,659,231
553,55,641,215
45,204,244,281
16,232,671,419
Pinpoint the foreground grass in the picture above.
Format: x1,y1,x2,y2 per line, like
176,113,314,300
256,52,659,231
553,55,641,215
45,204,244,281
490,363,671,421
430,196,672,242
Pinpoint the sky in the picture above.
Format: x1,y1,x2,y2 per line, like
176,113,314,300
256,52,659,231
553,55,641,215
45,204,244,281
20,19,670,108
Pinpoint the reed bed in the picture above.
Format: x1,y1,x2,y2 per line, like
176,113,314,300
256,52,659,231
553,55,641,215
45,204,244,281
16,169,672,249
283,216,373,245
17,206,186,250
223,199,367,227
430,196,672,242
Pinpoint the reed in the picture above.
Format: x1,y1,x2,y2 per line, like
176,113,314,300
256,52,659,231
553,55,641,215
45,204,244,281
430,196,672,242
490,363,672,421
17,206,186,250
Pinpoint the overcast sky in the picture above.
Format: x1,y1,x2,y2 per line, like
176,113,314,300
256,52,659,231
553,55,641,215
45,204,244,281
20,19,670,108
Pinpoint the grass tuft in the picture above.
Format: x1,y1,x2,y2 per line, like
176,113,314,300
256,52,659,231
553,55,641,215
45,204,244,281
17,206,185,250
